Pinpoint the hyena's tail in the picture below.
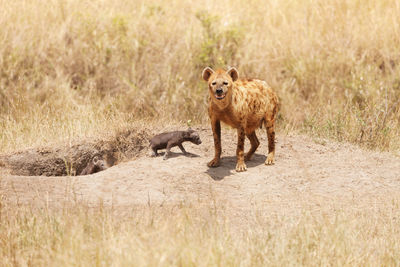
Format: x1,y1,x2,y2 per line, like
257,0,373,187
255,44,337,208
259,118,265,129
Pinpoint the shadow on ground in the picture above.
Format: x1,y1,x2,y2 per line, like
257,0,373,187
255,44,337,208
157,151,200,159
205,153,266,181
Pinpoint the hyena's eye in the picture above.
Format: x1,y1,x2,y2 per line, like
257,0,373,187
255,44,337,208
223,81,228,85
211,81,217,86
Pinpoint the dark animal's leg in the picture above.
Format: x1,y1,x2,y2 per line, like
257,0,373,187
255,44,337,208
163,143,172,160
150,146,158,157
207,118,221,167
80,167,88,176
236,127,247,172
178,144,187,155
245,131,260,161
265,118,276,165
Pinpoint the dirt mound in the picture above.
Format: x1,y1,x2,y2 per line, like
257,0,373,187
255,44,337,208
2,128,400,213
0,128,150,176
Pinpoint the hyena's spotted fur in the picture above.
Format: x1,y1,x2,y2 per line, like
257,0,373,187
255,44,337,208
202,67,278,172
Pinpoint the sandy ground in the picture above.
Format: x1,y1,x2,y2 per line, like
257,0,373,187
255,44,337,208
1,127,400,214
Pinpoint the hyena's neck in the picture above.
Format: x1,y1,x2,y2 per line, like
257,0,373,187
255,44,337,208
230,84,245,111
211,94,232,111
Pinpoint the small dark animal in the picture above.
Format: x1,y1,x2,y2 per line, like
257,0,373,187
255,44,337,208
149,128,202,160
80,156,107,175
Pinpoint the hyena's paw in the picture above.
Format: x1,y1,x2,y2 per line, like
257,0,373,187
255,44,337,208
265,153,275,165
207,158,220,167
235,162,247,172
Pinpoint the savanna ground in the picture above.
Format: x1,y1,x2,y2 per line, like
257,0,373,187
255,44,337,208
1,0,400,265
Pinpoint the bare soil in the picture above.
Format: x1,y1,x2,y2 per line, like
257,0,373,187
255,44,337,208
1,127,400,214
0,128,150,176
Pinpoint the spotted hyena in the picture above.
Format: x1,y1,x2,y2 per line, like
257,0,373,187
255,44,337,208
80,156,107,175
202,67,278,172
149,128,202,160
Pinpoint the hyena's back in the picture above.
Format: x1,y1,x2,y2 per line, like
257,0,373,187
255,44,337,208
230,79,278,132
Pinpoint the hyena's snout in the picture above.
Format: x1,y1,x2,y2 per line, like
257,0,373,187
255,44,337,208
216,88,223,95
214,87,226,100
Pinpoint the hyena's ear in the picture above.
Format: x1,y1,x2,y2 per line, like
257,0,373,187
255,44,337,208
202,67,214,81
227,67,239,82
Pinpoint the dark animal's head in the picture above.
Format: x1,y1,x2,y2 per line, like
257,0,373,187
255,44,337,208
202,67,238,108
93,156,107,172
186,128,202,145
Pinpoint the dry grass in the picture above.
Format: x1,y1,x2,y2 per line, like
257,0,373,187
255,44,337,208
0,199,399,266
1,1,400,265
0,0,400,152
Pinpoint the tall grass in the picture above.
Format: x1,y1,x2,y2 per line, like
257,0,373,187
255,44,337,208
1,199,399,266
1,0,400,152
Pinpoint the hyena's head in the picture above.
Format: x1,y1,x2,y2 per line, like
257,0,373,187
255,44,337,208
93,156,107,171
186,128,202,145
202,67,239,107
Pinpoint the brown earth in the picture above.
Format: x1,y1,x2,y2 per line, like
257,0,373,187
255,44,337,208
0,128,150,176
1,127,400,214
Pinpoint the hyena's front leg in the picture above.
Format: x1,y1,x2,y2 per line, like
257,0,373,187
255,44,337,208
236,127,247,172
178,144,187,155
208,118,221,167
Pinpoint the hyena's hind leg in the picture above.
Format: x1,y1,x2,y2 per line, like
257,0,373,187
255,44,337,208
264,114,276,165
244,131,260,161
235,127,247,172
150,146,159,157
